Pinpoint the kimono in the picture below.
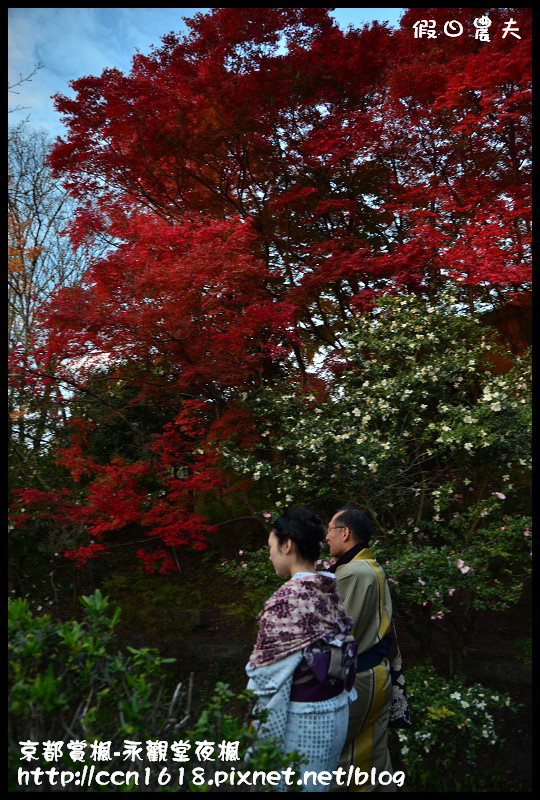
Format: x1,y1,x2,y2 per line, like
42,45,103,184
246,571,356,793
330,546,396,793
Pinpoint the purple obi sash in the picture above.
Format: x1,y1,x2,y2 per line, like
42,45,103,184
290,638,358,702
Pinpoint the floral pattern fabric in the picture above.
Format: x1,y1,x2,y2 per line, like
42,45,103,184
249,572,353,667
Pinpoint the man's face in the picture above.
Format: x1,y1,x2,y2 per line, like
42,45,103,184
326,513,348,558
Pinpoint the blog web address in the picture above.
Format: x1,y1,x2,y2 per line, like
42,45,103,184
18,765,406,789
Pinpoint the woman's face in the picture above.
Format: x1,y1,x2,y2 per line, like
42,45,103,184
268,529,291,577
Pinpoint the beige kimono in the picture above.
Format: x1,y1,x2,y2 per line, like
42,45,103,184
334,548,396,793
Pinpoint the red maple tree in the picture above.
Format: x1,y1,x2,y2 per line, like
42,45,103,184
11,7,531,570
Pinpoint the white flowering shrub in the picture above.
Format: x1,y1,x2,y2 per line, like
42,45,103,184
223,293,530,514
395,666,515,791
218,293,531,671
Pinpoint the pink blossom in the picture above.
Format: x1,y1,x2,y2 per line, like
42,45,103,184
388,578,399,584
493,492,506,500
524,529,530,537
456,559,465,569
448,587,456,596
460,565,471,574
238,550,244,555
262,512,272,518
241,563,248,569
418,577,426,585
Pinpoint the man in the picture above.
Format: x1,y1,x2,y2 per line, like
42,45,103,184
326,505,396,793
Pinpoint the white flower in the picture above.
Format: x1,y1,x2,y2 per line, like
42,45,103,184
490,402,502,411
464,442,473,451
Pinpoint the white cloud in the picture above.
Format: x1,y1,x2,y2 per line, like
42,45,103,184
9,8,405,138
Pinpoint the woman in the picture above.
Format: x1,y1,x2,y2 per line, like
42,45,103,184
246,507,357,792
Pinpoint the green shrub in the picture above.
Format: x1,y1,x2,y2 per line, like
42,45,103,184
9,590,303,792
395,665,517,791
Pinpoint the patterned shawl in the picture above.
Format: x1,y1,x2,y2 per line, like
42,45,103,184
249,572,353,667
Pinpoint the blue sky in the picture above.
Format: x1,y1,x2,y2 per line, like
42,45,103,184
8,8,406,139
